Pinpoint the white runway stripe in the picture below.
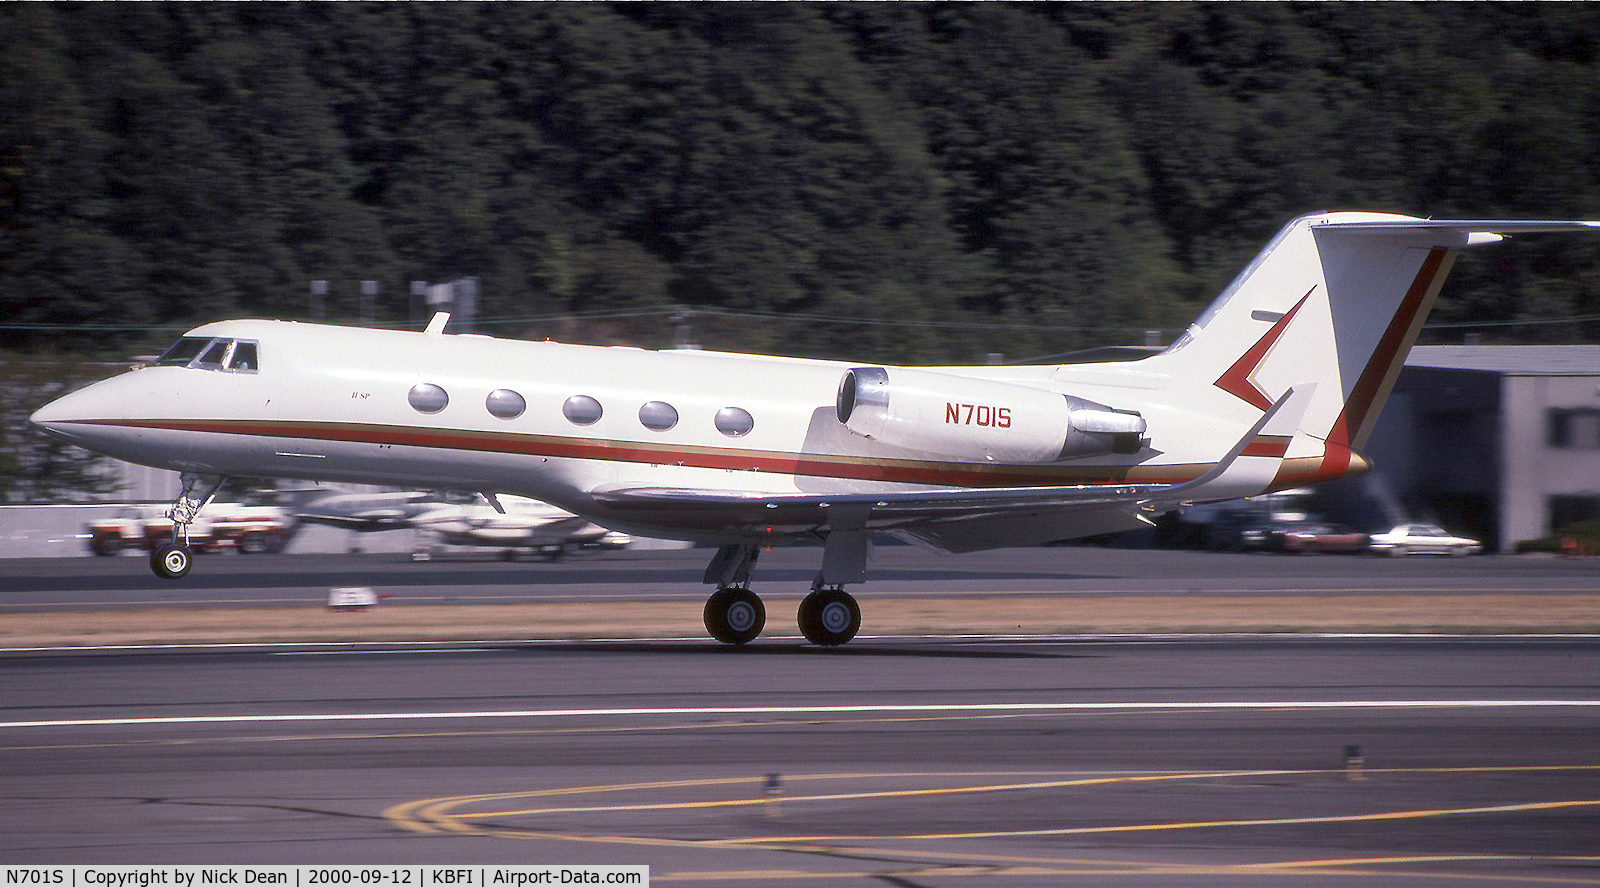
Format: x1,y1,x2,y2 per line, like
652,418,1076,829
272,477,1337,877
5,698,1600,729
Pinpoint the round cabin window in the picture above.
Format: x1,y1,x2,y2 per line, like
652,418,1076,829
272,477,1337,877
408,383,449,414
562,395,603,426
715,406,755,438
486,388,526,420
639,401,679,432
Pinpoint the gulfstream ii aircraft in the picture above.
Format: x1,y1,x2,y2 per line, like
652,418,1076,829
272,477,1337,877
30,212,1600,645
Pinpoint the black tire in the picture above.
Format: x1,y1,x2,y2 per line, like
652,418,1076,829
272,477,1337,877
239,531,268,555
798,589,861,647
704,587,765,645
150,544,192,579
91,536,121,556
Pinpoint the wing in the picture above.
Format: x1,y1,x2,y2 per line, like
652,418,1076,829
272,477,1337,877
591,387,1314,553
293,508,418,532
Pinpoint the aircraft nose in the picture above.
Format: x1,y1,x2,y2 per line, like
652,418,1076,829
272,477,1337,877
30,389,84,436
29,371,210,472
29,379,133,450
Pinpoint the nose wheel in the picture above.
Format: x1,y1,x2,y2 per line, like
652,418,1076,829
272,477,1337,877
798,587,860,646
150,544,193,579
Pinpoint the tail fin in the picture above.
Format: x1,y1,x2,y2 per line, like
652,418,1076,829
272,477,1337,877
1149,212,1600,483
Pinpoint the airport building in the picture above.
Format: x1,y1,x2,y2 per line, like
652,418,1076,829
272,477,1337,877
1365,345,1600,552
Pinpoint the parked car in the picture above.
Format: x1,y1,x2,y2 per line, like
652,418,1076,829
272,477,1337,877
1277,523,1370,554
86,503,290,556
1200,510,1271,551
1368,523,1482,557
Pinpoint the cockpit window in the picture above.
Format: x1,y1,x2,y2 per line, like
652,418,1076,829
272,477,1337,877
155,337,211,366
195,340,231,368
153,337,260,373
228,341,258,371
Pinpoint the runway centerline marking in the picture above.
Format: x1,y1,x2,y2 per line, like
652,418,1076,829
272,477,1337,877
7,698,1600,729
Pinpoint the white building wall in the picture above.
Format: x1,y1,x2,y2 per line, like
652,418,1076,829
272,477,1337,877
1499,374,1600,549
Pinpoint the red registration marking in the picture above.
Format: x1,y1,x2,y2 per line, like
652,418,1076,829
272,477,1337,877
945,402,1012,428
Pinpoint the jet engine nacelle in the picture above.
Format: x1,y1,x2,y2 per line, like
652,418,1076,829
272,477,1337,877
835,367,1145,463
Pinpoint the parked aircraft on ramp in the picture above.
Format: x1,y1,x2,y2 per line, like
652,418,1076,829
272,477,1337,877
31,212,1600,645
294,489,622,559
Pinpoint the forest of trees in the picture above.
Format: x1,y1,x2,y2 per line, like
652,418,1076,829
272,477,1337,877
4,2,1600,369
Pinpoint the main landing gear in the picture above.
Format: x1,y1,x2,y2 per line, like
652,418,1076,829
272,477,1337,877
704,586,766,646
150,473,224,580
797,586,861,647
700,535,866,647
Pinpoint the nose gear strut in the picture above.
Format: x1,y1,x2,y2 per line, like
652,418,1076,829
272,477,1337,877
150,473,225,579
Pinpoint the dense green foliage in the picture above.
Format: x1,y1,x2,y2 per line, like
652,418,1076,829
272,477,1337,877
0,359,128,502
1515,518,1600,554
4,3,1600,364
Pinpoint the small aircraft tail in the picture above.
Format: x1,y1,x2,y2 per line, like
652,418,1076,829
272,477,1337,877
1143,212,1600,485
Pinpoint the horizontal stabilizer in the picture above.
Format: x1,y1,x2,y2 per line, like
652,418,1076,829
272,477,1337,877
1312,219,1600,234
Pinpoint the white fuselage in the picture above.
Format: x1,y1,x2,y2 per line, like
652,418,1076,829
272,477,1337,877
32,318,1238,543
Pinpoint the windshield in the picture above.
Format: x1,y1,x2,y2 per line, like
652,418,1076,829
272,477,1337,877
153,336,260,373
155,337,211,366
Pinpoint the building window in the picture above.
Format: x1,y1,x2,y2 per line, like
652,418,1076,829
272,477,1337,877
1548,408,1600,449
714,406,754,438
485,389,526,420
639,401,679,432
408,383,449,414
563,395,603,426
1550,495,1600,530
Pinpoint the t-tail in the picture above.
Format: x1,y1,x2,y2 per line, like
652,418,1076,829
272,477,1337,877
1139,211,1600,489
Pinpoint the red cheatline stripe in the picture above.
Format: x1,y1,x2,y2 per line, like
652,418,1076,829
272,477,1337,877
1241,436,1291,459
71,417,1214,489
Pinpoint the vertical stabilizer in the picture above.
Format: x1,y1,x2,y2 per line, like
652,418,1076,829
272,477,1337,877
1146,212,1599,485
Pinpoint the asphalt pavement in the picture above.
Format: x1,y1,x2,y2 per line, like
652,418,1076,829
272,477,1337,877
3,546,1598,884
2,635,1598,885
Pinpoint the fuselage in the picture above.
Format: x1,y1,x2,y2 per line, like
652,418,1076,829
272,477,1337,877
29,318,1254,543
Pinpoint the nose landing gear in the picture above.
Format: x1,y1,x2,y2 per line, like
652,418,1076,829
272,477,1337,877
150,473,224,580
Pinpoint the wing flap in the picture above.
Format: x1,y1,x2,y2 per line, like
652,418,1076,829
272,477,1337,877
590,480,1169,531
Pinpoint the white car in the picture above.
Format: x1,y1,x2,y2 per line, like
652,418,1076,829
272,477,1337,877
1368,523,1483,557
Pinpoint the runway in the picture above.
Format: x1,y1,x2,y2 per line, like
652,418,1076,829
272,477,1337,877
7,546,1600,609
3,547,1598,646
4,635,1599,885
4,548,1600,883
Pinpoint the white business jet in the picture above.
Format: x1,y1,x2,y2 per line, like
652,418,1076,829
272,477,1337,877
30,212,1600,645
